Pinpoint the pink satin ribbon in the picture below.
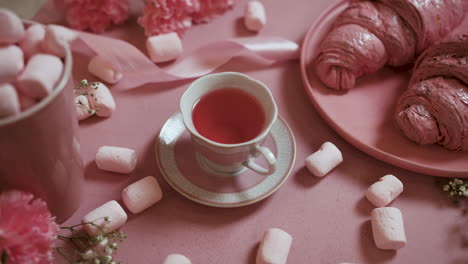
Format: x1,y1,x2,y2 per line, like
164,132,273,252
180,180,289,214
76,32,300,89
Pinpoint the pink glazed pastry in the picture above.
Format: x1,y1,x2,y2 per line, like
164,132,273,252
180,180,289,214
82,200,128,236
122,176,163,214
162,254,192,264
88,56,123,84
0,8,25,44
366,174,403,207
256,228,293,264
19,24,46,58
0,83,20,118
371,207,407,250
0,45,24,83
314,0,467,90
17,54,63,99
395,35,468,151
95,146,137,174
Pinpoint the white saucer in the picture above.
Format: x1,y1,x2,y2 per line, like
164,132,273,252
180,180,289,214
155,112,296,208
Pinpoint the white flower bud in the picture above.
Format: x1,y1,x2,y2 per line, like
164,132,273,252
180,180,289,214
80,249,95,260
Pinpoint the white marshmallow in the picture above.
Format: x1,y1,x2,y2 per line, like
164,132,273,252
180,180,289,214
122,176,163,214
82,200,128,236
371,207,407,250
95,146,137,174
0,45,24,83
17,54,63,99
305,142,343,177
42,24,77,58
19,24,46,58
244,1,267,32
0,83,20,118
146,32,183,63
75,95,94,121
86,82,116,117
366,174,403,207
163,254,192,264
88,56,123,84
0,8,25,44
256,228,292,264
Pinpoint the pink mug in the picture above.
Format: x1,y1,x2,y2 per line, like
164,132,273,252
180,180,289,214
180,72,278,176
0,47,83,223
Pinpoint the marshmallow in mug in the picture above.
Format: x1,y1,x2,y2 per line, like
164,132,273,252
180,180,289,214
95,146,137,174
0,83,20,118
0,8,25,44
18,92,36,111
305,141,343,177
86,82,116,117
19,24,46,58
371,207,407,250
122,176,163,214
256,228,293,264
366,174,403,207
88,56,123,84
17,54,63,99
42,25,77,58
146,32,183,63
244,1,267,32
82,200,127,236
0,45,24,83
162,254,192,264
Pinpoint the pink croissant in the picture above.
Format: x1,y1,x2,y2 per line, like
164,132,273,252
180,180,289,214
395,35,468,151
314,0,467,90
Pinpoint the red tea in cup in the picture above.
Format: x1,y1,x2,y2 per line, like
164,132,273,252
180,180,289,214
192,88,265,144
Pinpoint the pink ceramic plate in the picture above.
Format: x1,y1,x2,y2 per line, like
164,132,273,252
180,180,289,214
300,0,468,178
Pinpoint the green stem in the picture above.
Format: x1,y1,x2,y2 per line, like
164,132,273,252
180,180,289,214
1,251,8,264
54,247,75,263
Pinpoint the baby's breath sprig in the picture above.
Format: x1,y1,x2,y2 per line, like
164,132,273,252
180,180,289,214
74,79,100,114
54,217,127,264
442,178,468,198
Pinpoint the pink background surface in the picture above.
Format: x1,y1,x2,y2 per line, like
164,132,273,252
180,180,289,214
55,0,467,263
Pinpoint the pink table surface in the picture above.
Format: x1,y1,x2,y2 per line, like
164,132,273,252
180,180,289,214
56,0,467,263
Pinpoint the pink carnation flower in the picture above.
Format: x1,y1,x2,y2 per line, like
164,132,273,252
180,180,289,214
138,0,237,37
65,0,130,33
138,0,200,36
0,190,59,264
192,0,237,23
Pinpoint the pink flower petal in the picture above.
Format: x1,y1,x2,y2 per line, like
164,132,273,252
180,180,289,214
66,0,130,33
0,190,59,264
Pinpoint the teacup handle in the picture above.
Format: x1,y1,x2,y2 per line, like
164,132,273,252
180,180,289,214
243,145,277,175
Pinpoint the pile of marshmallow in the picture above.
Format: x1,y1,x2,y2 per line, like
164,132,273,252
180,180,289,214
142,1,267,64
305,142,406,255
80,145,294,264
0,8,78,119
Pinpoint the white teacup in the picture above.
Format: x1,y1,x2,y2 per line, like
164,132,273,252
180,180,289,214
180,72,278,176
